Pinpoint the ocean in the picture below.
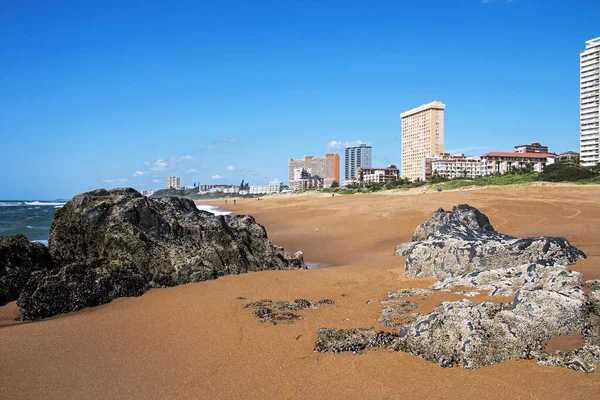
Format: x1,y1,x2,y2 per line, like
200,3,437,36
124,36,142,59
0,201,230,245
0,201,66,245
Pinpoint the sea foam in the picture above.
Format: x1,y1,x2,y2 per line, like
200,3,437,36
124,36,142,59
196,205,231,216
24,201,66,207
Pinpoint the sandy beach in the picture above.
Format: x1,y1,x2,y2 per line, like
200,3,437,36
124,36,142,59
1,185,600,399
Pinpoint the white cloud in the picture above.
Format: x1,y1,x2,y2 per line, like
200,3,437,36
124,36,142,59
212,174,225,180
327,140,365,150
150,159,170,171
149,155,194,171
133,171,147,177
102,178,129,184
186,169,197,173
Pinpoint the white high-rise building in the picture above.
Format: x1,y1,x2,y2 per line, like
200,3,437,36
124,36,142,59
345,144,372,180
166,176,181,190
580,37,600,167
401,101,445,181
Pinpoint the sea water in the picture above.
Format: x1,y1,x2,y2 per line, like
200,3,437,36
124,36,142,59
0,201,66,244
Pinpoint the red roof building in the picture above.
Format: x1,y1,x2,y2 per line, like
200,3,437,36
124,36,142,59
481,152,556,175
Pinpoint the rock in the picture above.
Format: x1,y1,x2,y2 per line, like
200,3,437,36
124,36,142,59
396,204,585,280
317,204,596,373
386,288,432,300
535,345,600,373
430,262,584,297
389,283,588,369
18,188,305,320
0,235,53,306
314,328,398,353
244,298,334,324
412,204,495,241
17,263,148,320
378,300,418,328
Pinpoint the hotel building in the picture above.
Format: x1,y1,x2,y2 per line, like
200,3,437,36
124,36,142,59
401,101,445,181
288,153,340,189
166,176,181,190
481,152,555,175
580,37,600,167
424,154,483,181
356,165,400,184
345,144,372,180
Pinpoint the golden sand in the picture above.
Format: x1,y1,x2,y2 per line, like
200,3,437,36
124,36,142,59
1,186,600,399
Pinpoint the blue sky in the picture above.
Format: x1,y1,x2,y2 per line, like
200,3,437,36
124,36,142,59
1,0,598,199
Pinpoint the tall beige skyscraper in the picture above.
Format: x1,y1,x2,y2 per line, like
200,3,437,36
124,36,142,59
580,37,600,167
400,101,445,181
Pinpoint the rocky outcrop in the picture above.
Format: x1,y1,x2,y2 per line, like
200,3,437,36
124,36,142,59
390,283,589,369
317,204,598,373
396,204,585,280
411,205,494,241
0,235,53,305
16,188,305,320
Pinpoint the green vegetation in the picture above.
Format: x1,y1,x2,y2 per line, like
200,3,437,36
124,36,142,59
437,163,600,190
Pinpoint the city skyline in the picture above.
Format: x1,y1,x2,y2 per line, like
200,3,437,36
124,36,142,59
1,1,598,199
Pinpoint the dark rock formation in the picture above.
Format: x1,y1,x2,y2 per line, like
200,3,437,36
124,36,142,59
0,235,53,305
17,188,305,320
244,298,335,324
18,263,148,320
396,204,585,280
314,328,398,353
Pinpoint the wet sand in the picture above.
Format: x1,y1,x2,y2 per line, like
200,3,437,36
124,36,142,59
1,186,600,399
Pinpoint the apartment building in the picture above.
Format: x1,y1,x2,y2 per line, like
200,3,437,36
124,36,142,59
345,144,372,180
166,176,180,190
401,101,445,181
424,154,483,181
514,143,549,154
581,37,600,166
288,153,340,189
249,180,284,194
481,152,555,175
356,165,400,184
222,186,240,194
198,184,214,192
